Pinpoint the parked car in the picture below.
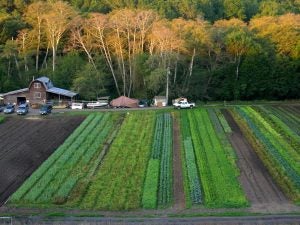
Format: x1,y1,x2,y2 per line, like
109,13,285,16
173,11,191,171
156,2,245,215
71,102,85,109
3,104,15,114
16,104,29,115
0,104,5,112
39,104,52,115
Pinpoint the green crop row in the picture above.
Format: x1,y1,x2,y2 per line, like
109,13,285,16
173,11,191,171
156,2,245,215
258,106,300,154
142,159,160,209
269,106,300,136
80,111,155,210
231,108,300,203
10,114,97,203
0,116,4,123
183,138,202,204
188,109,247,208
241,107,300,178
22,114,105,203
158,113,173,207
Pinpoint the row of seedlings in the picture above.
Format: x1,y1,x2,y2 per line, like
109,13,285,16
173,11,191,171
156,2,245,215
142,113,173,208
10,113,116,206
80,112,155,210
187,109,247,208
180,110,202,206
233,106,300,203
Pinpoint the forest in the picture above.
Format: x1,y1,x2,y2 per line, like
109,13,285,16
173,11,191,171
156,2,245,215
0,0,299,101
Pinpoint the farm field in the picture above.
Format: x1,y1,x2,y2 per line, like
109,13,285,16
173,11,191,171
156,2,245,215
0,116,84,206
1,104,300,217
230,105,300,204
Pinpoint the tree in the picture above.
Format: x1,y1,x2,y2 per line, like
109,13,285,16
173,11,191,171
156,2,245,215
42,1,76,71
72,62,107,100
250,14,300,58
24,1,47,71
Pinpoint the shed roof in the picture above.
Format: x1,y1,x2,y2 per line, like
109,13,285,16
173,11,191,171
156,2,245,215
47,87,77,98
154,96,167,100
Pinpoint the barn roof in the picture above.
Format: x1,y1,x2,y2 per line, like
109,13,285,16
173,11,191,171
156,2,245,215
3,88,29,96
47,87,77,98
35,76,54,89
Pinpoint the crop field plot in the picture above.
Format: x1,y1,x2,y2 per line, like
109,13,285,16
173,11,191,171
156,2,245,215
231,106,300,204
180,108,248,208
3,104,300,215
10,113,119,208
80,111,155,210
0,116,84,205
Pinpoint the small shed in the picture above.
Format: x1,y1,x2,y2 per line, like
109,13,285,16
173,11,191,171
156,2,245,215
110,96,139,108
153,96,167,107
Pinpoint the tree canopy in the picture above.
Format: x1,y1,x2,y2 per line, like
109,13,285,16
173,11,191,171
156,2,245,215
0,0,299,101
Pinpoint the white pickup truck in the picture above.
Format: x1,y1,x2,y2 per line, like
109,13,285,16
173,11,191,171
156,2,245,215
173,101,195,109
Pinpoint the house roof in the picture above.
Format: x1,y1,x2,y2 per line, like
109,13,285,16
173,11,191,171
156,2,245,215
47,87,77,98
3,88,29,96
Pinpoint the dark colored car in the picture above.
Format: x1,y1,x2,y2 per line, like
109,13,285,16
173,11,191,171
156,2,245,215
3,104,15,114
16,104,29,115
39,104,52,115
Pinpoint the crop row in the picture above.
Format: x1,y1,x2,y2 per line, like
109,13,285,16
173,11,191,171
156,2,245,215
10,113,98,203
187,109,247,208
158,113,173,207
269,106,300,136
80,112,155,210
180,111,202,205
257,106,300,154
236,107,300,189
0,116,4,123
231,107,300,203
142,113,173,208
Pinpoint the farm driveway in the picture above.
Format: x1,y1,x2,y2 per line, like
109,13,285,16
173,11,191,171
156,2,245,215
0,116,84,206
222,109,298,213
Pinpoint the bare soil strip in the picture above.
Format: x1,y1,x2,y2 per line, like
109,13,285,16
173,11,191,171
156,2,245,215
222,110,292,210
0,117,84,206
172,114,185,210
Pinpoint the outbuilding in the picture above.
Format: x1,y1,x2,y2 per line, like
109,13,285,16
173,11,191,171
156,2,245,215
110,96,139,108
153,96,167,107
3,77,77,107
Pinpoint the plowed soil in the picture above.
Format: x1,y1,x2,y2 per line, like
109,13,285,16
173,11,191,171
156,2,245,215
0,116,84,206
172,114,185,210
222,110,299,212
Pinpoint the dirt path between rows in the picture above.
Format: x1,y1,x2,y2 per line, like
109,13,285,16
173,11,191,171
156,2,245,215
222,109,299,213
172,114,185,210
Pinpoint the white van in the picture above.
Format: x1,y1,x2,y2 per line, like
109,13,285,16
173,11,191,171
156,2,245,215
71,102,84,109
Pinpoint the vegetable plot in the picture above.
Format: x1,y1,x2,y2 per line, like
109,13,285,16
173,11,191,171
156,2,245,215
233,106,300,203
10,113,116,207
142,113,173,209
80,112,155,210
181,109,247,208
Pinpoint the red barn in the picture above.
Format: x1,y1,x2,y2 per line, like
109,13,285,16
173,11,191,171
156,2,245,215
3,77,77,106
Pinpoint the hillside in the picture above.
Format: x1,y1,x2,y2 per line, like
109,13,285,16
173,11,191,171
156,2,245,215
0,0,299,101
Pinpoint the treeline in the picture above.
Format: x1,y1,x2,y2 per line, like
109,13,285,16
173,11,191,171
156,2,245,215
0,0,299,101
